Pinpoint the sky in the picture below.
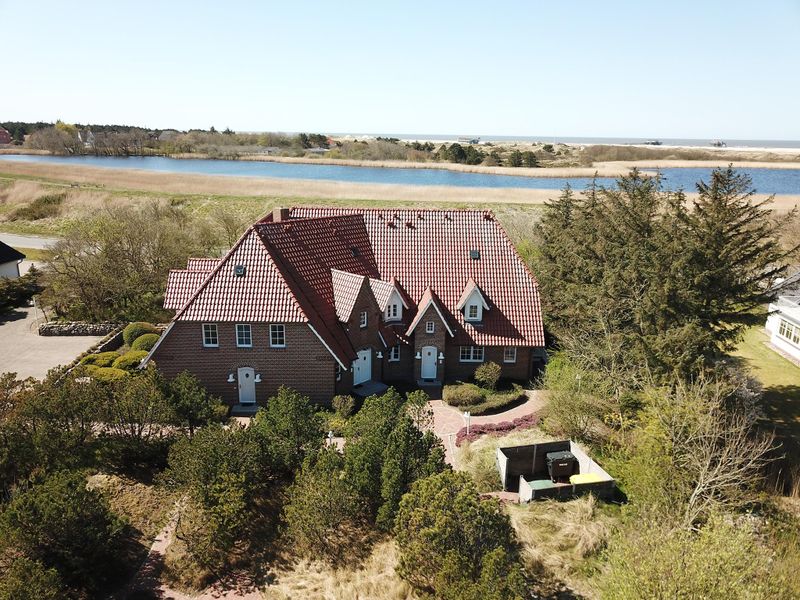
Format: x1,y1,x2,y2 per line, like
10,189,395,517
2,1,799,140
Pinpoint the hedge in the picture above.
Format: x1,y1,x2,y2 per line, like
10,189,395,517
80,351,122,368
443,383,484,407
130,333,160,352
112,350,149,371
84,365,130,382
122,322,159,346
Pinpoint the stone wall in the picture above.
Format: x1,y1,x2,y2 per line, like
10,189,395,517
38,322,122,336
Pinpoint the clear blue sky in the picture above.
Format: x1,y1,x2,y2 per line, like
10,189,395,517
2,1,798,139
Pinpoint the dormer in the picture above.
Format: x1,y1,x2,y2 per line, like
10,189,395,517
456,278,489,323
370,277,410,323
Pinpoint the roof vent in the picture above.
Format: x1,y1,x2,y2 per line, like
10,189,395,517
405,220,415,229
469,250,480,260
444,213,453,221
350,247,359,257
417,212,424,219
387,221,396,229
234,264,246,277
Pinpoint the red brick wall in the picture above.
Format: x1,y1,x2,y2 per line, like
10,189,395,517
444,345,538,382
412,304,448,381
151,321,336,405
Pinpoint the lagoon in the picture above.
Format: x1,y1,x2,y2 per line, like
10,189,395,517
1,154,799,195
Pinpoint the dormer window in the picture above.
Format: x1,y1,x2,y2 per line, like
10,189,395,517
385,302,401,321
359,311,368,328
466,304,480,321
456,279,488,323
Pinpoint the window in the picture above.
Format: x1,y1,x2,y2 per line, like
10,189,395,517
778,319,800,346
236,324,252,347
459,346,484,362
385,302,401,321
389,345,400,362
426,321,435,334
359,311,368,328
270,324,286,348
336,364,342,381
202,323,218,347
466,304,480,321
503,346,517,363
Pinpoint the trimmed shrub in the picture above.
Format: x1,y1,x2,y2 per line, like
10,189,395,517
470,385,526,416
80,351,121,368
455,413,540,446
89,366,130,382
474,361,501,390
443,383,485,407
130,332,160,352
332,394,356,418
112,350,148,371
123,322,159,346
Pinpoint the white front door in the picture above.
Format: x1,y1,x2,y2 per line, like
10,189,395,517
421,345,437,380
353,349,372,385
237,367,256,404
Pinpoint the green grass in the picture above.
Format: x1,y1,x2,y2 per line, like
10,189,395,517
13,247,51,261
732,326,800,440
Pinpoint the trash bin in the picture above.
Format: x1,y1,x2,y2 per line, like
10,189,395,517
546,450,577,482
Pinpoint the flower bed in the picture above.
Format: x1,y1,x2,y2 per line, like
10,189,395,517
455,413,540,447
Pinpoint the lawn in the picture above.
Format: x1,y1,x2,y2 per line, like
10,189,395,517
732,326,800,442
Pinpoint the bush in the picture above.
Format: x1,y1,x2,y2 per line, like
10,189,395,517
600,516,788,599
394,471,527,596
123,322,159,346
112,350,148,371
474,361,501,390
79,351,120,368
87,366,130,382
166,371,227,436
0,471,126,594
332,394,355,418
443,383,485,407
0,267,42,313
131,332,160,351
0,556,65,600
10,193,65,221
284,447,368,565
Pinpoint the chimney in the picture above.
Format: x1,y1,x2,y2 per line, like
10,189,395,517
273,207,290,222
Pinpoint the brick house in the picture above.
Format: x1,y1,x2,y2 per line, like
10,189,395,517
145,207,546,409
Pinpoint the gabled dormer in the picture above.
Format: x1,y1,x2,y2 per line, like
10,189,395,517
370,276,410,323
456,278,489,323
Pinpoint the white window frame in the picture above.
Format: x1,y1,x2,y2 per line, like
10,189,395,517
335,363,342,381
202,323,219,347
459,346,484,363
425,321,435,334
236,323,252,348
270,323,286,348
778,318,800,346
385,302,401,322
359,311,368,328
466,303,480,321
389,345,400,362
503,346,517,363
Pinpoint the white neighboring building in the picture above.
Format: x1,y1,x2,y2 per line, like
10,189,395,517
0,241,25,279
766,292,800,362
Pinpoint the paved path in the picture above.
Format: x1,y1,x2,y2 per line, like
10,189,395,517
0,304,104,379
0,232,60,249
430,390,547,466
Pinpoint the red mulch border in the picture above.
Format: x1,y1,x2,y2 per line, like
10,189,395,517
454,412,540,446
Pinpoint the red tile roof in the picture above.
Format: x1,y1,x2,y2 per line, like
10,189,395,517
290,208,544,347
164,270,213,310
186,257,221,271
331,269,366,321
174,228,307,323
405,287,455,337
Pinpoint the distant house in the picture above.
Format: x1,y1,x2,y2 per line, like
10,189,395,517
0,241,25,279
77,130,95,148
766,270,800,362
157,129,180,143
0,127,12,145
145,207,546,409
